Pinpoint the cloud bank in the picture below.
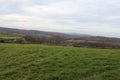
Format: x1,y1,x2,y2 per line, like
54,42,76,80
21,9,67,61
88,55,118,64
0,0,120,37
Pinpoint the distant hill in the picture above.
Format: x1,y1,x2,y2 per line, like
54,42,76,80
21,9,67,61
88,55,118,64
0,27,91,39
0,27,120,41
0,27,120,48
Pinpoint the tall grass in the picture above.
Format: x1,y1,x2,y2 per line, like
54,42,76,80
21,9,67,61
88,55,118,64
0,44,120,80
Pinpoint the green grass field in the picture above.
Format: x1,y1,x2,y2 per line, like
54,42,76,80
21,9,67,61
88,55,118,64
0,32,22,39
0,44,120,80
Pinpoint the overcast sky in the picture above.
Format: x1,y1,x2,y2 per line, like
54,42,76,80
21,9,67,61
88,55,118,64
0,0,120,37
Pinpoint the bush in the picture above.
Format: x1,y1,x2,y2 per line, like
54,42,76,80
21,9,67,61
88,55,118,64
0,39,4,43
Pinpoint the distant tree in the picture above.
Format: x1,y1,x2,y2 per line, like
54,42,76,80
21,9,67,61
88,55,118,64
23,35,66,45
14,38,26,44
0,39,4,43
48,36,62,45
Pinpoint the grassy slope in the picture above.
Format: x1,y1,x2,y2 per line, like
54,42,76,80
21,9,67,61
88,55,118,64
0,32,22,39
0,44,120,80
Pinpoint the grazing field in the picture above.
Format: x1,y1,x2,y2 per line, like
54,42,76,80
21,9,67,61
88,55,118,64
0,32,22,39
0,44,120,80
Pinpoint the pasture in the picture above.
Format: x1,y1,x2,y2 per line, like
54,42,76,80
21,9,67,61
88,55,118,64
0,44,120,80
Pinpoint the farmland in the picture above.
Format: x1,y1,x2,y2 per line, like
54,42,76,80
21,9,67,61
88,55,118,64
0,32,22,39
0,44,120,80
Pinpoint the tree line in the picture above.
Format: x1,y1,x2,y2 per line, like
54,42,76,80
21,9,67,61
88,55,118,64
1,35,120,49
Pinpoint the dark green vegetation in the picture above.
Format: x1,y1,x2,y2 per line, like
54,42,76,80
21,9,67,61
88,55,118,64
0,44,120,80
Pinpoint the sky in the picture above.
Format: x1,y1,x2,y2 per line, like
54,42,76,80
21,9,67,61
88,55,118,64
0,0,120,37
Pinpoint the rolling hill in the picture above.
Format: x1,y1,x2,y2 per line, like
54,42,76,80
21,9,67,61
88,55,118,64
0,27,91,39
0,27,120,48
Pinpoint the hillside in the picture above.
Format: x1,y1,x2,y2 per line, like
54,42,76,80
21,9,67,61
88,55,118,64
0,27,120,40
0,32,22,39
0,27,90,39
0,44,120,80
0,27,120,49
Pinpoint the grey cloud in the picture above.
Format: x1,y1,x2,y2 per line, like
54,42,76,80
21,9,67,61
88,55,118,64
0,0,120,37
